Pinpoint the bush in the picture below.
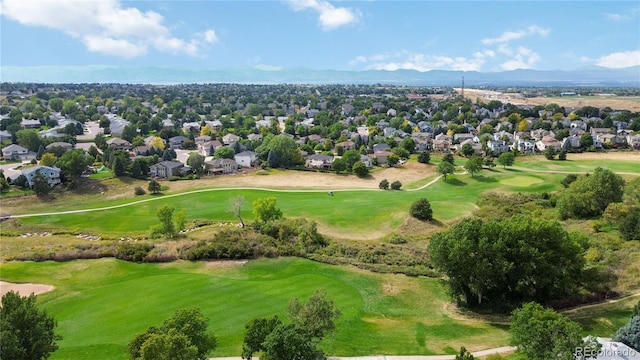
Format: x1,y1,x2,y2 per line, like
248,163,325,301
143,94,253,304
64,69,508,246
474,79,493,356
417,151,430,164
379,179,389,190
115,242,154,262
390,180,402,190
134,186,146,195
410,198,433,221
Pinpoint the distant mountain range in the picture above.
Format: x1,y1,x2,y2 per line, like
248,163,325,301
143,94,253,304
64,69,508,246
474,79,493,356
1,65,639,86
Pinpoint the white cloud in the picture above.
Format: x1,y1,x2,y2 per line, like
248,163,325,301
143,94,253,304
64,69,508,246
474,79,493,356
350,50,487,72
596,50,640,68
604,8,639,22
481,25,549,45
500,47,541,70
0,0,217,58
286,0,360,31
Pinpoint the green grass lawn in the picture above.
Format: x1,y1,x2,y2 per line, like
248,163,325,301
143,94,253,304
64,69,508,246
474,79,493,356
0,257,510,359
515,155,640,174
14,169,568,237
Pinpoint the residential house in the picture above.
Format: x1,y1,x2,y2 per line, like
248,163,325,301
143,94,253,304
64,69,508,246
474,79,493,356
432,133,452,152
198,140,222,156
106,137,132,150
383,127,398,138
45,142,73,151
194,135,211,145
2,144,31,160
514,139,536,154
205,158,238,175
486,140,509,154
628,134,640,150
132,146,151,156
535,135,562,151
341,103,355,116
386,108,397,117
234,151,259,168
21,119,41,129
336,140,356,151
222,133,241,145
168,135,188,149
372,143,391,153
305,154,333,169
21,166,62,188
0,130,12,142
360,154,373,168
562,134,581,149
247,133,263,142
204,120,223,131
182,122,200,133
453,133,474,143
372,151,392,165
149,161,190,179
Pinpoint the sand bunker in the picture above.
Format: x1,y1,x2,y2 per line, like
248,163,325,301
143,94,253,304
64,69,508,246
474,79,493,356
0,281,55,297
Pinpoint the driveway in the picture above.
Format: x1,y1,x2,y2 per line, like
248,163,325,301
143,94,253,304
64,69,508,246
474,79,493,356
77,121,101,141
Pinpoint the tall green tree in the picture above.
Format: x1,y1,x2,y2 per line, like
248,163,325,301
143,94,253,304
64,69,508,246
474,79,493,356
128,308,216,360
1,291,61,360
437,161,455,181
428,216,588,308
613,316,640,351
187,153,206,175
213,147,235,159
497,152,515,169
242,290,340,360
252,197,283,223
56,149,93,182
510,302,599,360
557,167,625,219
32,170,51,196
464,155,483,177
148,179,161,194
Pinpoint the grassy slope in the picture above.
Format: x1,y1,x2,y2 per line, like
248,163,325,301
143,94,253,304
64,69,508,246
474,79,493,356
0,258,509,359
14,169,567,238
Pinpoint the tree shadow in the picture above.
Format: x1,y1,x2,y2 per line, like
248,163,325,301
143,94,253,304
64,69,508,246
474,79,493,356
445,178,467,186
472,175,498,183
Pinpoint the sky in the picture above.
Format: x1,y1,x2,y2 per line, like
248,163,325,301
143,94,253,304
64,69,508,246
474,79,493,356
1,0,639,73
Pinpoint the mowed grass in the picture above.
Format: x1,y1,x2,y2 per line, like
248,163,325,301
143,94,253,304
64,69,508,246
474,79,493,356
15,169,567,237
515,154,640,174
0,257,510,359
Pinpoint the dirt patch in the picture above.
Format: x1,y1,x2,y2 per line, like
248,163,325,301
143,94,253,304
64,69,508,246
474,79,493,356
204,260,248,268
0,281,54,297
458,88,640,112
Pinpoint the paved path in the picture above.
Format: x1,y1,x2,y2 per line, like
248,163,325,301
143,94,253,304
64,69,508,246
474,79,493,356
7,174,443,219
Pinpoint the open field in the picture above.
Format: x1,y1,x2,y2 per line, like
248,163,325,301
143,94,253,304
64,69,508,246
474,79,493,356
456,88,640,112
6,169,567,240
0,257,512,359
0,258,636,359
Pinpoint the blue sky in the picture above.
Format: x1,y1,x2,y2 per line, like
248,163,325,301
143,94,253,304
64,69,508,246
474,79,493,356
1,0,639,72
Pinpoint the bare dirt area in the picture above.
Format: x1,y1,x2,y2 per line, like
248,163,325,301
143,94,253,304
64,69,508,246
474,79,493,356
565,152,640,161
0,281,54,297
458,88,640,112
155,161,436,192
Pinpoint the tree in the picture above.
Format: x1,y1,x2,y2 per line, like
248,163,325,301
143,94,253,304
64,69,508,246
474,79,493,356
417,151,430,164
387,153,399,167
242,290,340,360
112,156,126,177
557,167,625,219
390,180,402,190
228,195,245,228
497,152,515,169
464,155,483,177
16,129,44,151
0,291,61,360
148,179,161,194
510,302,599,360
187,153,206,175
57,149,92,182
352,161,369,177
455,346,475,360
148,136,165,150
544,146,557,160
39,153,57,167
437,161,455,181
128,308,216,360
331,157,347,173
460,143,474,157
150,205,184,239
258,135,303,168
428,216,587,308
32,170,51,196
558,149,567,161
442,152,455,164
613,316,640,351
379,179,389,190
252,197,282,223
410,198,433,221
213,146,235,159
399,137,416,153
341,149,361,170
580,132,594,149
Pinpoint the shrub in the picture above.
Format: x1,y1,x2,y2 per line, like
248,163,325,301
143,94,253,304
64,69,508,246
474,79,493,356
417,151,430,164
379,179,389,190
390,180,402,190
134,186,146,195
410,198,433,221
115,242,154,262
